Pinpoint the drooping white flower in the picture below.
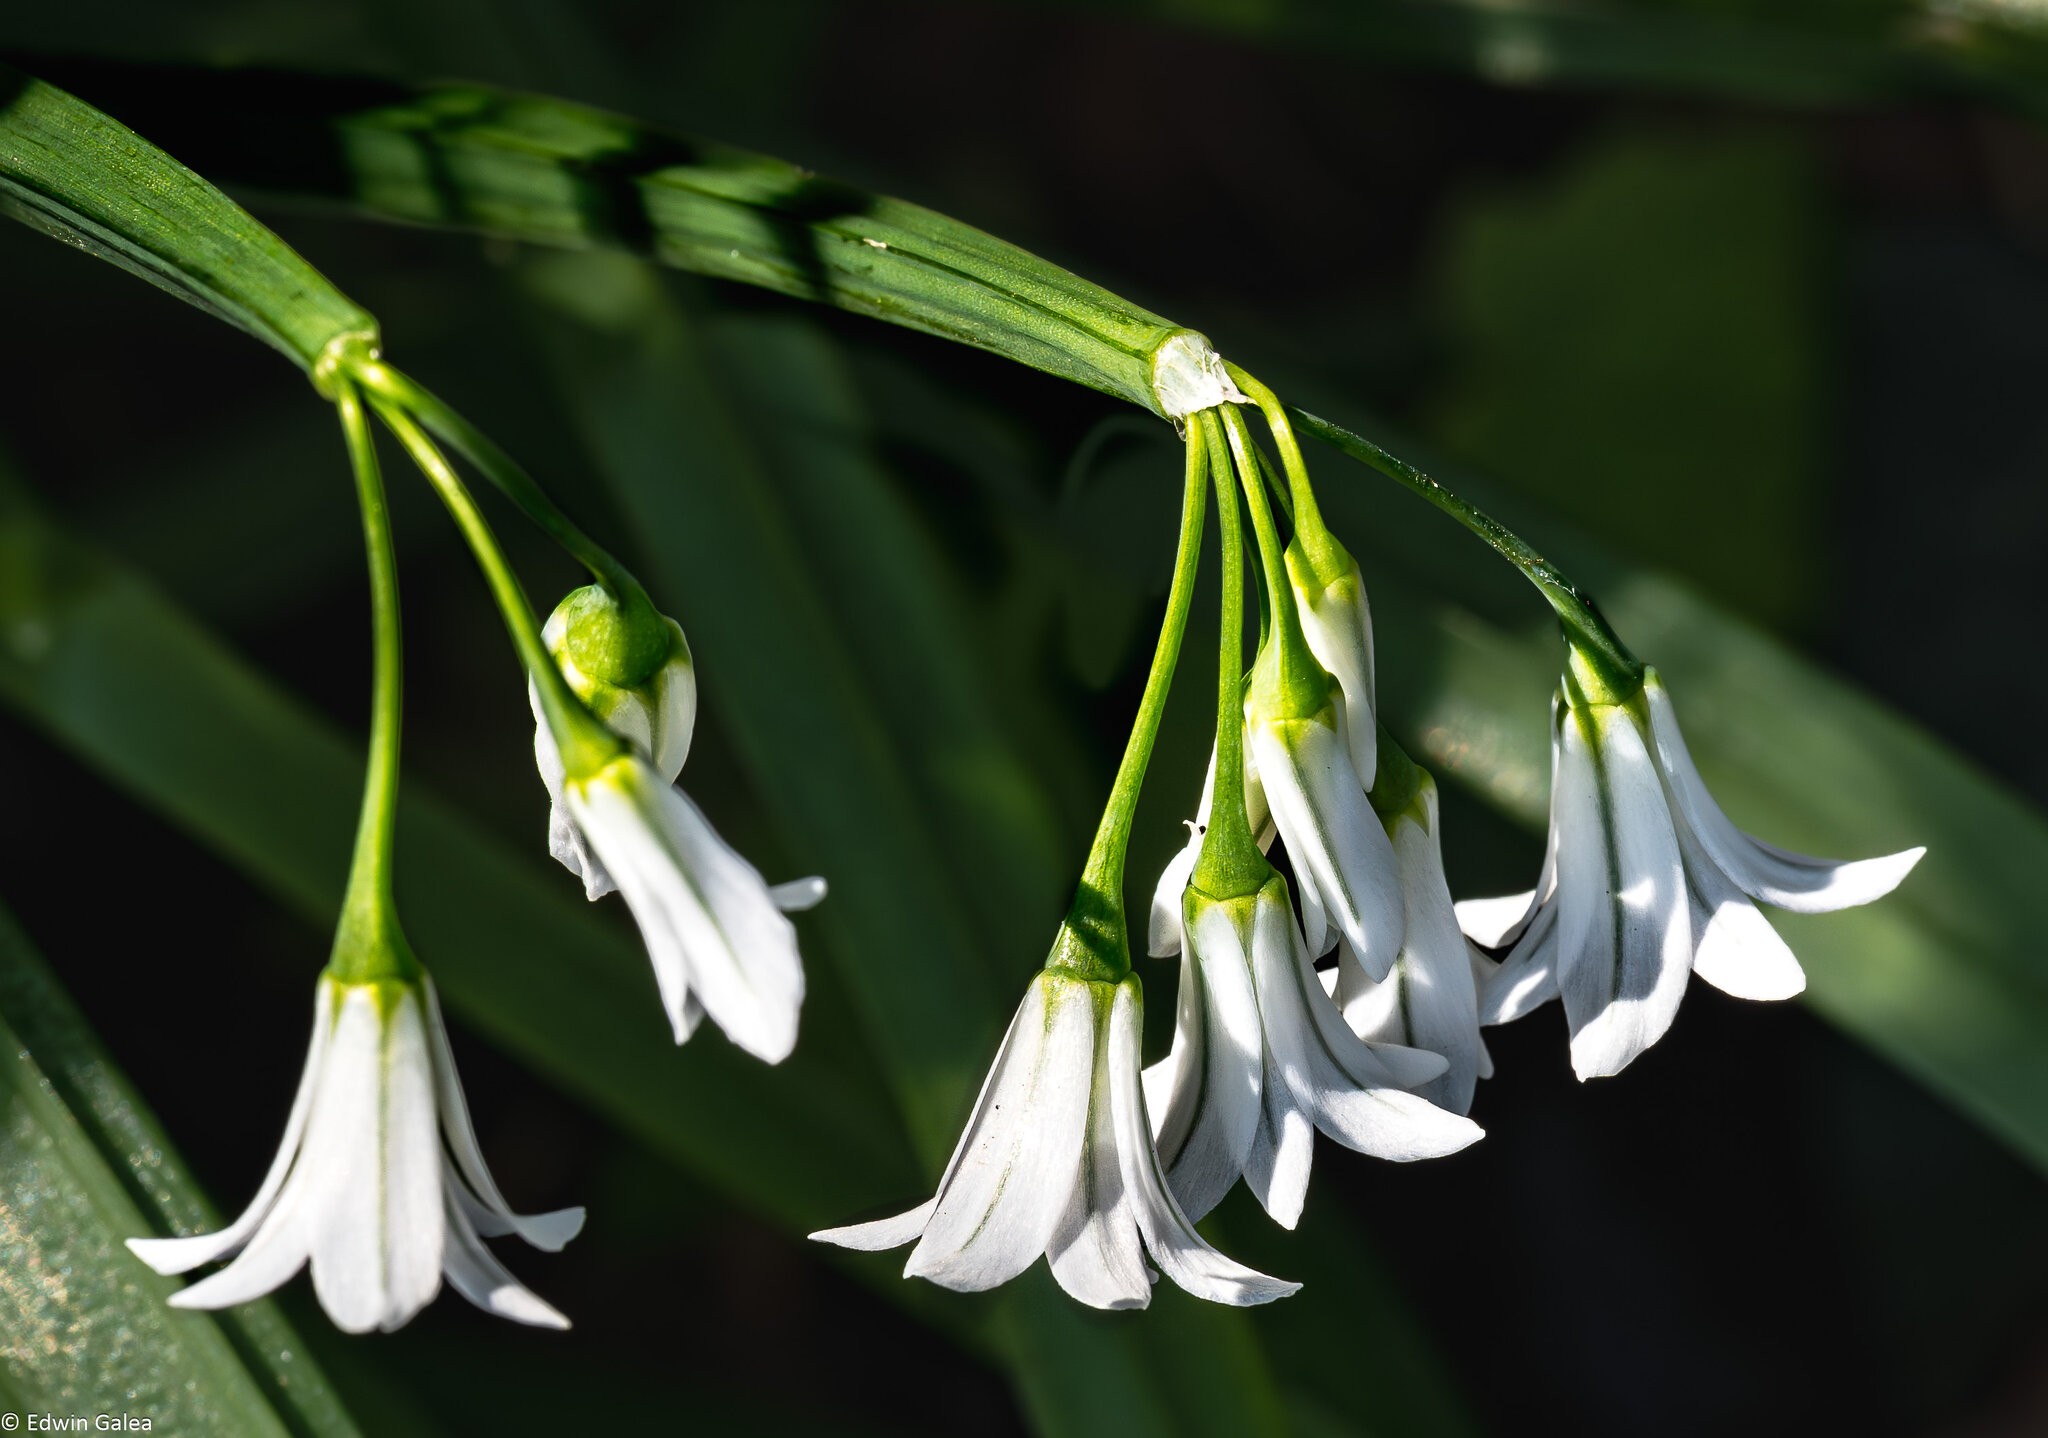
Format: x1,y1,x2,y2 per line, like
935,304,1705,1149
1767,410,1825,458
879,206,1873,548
1330,772,1490,1115
129,974,582,1333
1146,874,1481,1229
530,587,821,1060
1463,666,1926,1079
561,754,814,1061
810,968,1300,1310
1244,646,1405,982
531,587,696,900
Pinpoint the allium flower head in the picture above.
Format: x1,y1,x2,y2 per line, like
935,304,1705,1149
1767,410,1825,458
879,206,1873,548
129,970,581,1333
1468,659,1925,1079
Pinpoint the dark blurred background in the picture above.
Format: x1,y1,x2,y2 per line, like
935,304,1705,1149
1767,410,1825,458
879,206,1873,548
2,2,2046,1434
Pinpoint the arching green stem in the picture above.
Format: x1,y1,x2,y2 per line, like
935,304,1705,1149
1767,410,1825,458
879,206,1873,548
1227,365,1326,541
1191,412,1267,898
1059,432,1208,979
350,359,659,636
329,381,418,982
1288,405,1643,697
1220,404,1324,712
367,395,621,778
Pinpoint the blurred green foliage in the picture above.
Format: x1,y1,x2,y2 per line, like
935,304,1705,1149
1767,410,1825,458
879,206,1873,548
2,2,2047,1436
1429,128,1826,626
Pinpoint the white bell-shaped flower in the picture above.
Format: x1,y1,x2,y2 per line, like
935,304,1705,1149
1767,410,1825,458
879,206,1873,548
129,973,581,1333
811,968,1299,1310
1463,665,1925,1079
563,753,816,1061
531,584,696,899
532,586,821,1059
1244,640,1405,981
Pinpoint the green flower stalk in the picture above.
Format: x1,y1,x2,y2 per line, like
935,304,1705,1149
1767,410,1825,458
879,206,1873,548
127,381,582,1333
1145,409,1479,1231
346,363,823,1064
813,408,1296,1307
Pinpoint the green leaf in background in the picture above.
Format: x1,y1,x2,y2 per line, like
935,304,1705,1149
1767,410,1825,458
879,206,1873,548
1428,126,1827,628
0,902,357,1435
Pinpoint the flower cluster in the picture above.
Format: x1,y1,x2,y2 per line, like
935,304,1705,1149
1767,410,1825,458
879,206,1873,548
127,354,823,1332
130,330,1921,1333
813,338,1921,1309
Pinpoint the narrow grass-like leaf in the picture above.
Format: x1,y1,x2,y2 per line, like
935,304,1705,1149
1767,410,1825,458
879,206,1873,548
0,63,372,367
6,61,1182,411
0,904,357,1435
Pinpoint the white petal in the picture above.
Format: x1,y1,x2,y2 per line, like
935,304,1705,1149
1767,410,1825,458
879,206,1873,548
1478,902,1560,1026
1250,891,1482,1163
1251,714,1405,979
1644,674,1924,913
1364,791,1488,1113
769,876,827,912
1159,901,1265,1224
1295,861,1330,959
377,989,447,1330
651,628,698,780
424,981,586,1252
1554,707,1693,1080
1455,890,1540,951
1294,563,1378,788
1047,1027,1152,1310
814,967,1051,1258
572,765,805,1062
1148,833,1201,959
1681,826,1806,1001
1107,981,1299,1305
1146,951,1206,1161
809,1199,937,1252
300,987,400,1334
530,681,616,899
163,1179,315,1313
442,1197,571,1330
1244,1055,1315,1229
130,979,339,1276
904,976,1093,1292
